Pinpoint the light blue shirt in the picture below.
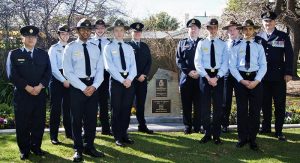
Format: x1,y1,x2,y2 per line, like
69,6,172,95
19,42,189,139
63,38,104,91
48,41,66,82
194,37,228,77
6,47,34,78
229,39,267,82
88,36,110,53
103,39,137,83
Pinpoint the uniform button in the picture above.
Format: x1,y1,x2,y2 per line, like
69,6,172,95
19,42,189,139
266,53,268,55
266,47,269,50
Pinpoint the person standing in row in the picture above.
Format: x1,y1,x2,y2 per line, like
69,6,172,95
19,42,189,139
229,20,267,151
257,11,294,141
220,21,242,133
103,19,137,147
195,18,228,145
127,22,153,134
89,19,113,136
176,18,202,134
6,25,51,160
48,24,72,145
63,18,105,162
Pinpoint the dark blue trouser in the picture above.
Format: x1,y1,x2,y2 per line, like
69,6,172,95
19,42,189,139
110,79,135,141
221,73,235,127
98,70,110,132
70,84,98,152
133,79,148,128
180,77,201,130
199,77,224,138
14,89,46,154
49,78,72,140
261,80,286,134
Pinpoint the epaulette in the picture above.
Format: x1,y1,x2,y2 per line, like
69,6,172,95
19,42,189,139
89,42,97,46
107,38,111,41
234,39,242,46
254,36,263,44
108,40,113,45
51,43,59,47
66,41,76,47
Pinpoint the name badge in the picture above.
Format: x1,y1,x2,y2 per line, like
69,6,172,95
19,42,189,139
112,50,118,55
18,59,25,62
73,51,82,56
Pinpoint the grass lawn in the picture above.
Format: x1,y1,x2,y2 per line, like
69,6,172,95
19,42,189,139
0,129,299,163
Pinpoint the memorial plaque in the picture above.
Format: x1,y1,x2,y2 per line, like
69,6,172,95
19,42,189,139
152,100,171,113
156,79,167,97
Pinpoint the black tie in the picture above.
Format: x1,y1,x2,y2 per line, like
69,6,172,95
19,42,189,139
245,41,251,70
136,42,140,48
232,40,236,47
25,50,32,58
82,43,91,77
98,39,102,52
210,40,216,68
118,42,126,71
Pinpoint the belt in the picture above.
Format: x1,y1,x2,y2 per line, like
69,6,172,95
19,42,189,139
205,69,219,77
239,71,257,80
120,72,129,79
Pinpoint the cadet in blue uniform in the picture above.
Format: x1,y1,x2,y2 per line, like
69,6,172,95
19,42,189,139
63,18,105,162
49,24,72,145
103,20,137,147
195,19,228,145
221,21,242,133
257,11,294,141
127,22,153,134
176,19,202,134
6,26,51,160
230,20,267,150
89,19,112,136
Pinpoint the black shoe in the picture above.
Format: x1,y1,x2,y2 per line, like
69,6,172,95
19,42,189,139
138,127,154,134
213,137,222,145
31,148,46,156
102,131,113,136
51,139,61,145
20,152,29,160
249,141,259,151
259,128,271,134
275,133,287,141
115,140,126,147
184,128,192,135
73,151,83,162
199,136,212,144
123,138,135,144
222,126,229,133
66,135,73,140
199,129,205,134
83,148,105,157
236,139,248,148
